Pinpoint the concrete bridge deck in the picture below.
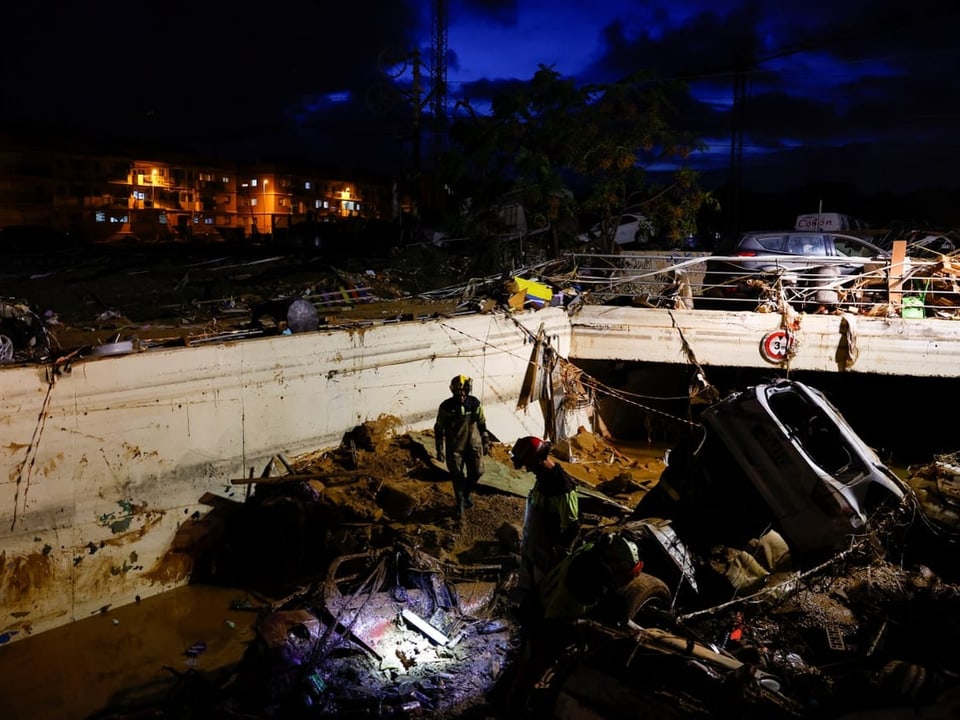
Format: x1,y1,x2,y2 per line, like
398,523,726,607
570,305,960,377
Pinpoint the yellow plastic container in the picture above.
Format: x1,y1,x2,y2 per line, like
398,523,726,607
507,277,553,308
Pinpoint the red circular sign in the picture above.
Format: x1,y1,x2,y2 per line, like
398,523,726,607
760,330,794,363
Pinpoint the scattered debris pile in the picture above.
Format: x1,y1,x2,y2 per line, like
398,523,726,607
230,544,514,718
904,451,960,539
148,418,658,719
530,544,960,719
0,244,468,363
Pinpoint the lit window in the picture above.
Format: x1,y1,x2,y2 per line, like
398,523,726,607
96,211,105,222
305,181,312,190
252,198,258,206
251,179,258,187
315,200,322,208
222,176,229,183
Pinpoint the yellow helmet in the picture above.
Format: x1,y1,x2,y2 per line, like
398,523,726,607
450,374,472,394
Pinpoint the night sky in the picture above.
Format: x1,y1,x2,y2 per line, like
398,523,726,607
3,0,959,195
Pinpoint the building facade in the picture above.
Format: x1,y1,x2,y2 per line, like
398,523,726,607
0,132,394,244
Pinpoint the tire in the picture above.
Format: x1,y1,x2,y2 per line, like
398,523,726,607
0,321,24,362
619,572,671,620
0,331,14,362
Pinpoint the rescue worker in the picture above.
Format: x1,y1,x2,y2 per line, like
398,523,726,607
537,532,643,625
434,374,490,518
510,436,581,593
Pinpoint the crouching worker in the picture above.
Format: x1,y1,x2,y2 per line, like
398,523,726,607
538,532,644,625
504,533,643,717
434,374,492,518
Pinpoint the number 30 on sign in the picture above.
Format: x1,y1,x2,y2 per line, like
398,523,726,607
760,330,795,363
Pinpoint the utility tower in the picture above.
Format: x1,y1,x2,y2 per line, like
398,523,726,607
430,0,448,212
727,57,747,239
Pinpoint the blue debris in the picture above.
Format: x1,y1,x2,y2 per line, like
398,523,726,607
185,641,207,658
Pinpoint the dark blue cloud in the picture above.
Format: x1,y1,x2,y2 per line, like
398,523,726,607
2,0,958,194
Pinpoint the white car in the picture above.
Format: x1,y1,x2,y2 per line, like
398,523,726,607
577,213,655,246
632,379,907,559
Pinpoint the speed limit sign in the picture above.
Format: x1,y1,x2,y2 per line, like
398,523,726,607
760,329,795,363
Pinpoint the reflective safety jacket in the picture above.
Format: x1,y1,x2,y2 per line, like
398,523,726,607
538,541,599,621
520,464,580,585
434,395,486,455
538,541,628,624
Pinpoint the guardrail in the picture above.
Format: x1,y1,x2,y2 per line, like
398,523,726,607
561,252,956,318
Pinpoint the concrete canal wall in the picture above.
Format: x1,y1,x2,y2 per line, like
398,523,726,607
0,309,568,644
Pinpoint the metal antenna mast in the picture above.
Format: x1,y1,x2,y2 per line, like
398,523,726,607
727,57,747,239
430,0,448,210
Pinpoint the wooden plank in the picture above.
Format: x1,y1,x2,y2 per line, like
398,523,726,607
888,239,907,305
230,470,365,485
401,607,449,645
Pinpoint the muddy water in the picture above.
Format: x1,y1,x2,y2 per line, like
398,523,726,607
0,585,262,720
0,440,665,720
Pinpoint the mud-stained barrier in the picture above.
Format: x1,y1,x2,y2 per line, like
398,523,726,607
0,310,567,643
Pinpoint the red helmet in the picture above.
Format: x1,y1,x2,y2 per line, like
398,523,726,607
511,436,549,469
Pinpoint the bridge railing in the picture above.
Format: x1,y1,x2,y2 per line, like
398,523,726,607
561,252,956,318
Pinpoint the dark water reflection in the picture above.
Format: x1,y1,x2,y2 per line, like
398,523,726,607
0,585,261,720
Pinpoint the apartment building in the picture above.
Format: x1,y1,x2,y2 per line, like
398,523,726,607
0,132,392,244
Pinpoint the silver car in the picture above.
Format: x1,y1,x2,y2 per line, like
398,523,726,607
700,230,889,309
724,230,887,272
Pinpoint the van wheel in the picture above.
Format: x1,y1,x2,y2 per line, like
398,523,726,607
620,572,671,620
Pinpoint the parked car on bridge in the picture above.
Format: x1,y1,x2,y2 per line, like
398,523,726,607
700,230,889,310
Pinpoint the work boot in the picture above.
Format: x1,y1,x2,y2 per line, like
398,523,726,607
463,493,474,508
454,490,465,518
